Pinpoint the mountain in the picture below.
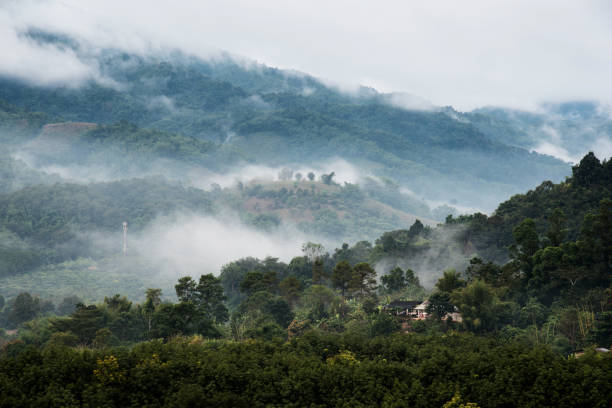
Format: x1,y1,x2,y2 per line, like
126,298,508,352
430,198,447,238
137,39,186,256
0,32,572,211
462,101,612,163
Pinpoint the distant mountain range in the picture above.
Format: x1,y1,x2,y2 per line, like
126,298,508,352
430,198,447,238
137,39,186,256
0,31,582,212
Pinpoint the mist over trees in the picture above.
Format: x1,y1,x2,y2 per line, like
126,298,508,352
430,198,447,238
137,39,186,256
0,33,572,210
0,30,611,406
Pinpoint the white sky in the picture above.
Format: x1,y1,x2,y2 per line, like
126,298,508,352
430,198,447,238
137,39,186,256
2,0,612,110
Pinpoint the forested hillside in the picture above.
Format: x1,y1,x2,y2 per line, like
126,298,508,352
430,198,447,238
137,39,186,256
0,178,214,275
0,32,571,210
0,154,610,407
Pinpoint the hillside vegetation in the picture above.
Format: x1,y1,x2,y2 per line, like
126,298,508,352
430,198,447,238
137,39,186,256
0,33,571,209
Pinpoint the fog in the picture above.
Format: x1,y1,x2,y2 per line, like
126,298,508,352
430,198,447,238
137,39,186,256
14,138,371,191
4,1,612,111
374,225,471,289
74,211,336,295
190,157,365,190
129,213,322,277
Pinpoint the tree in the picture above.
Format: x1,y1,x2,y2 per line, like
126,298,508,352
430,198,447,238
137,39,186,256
381,267,407,292
39,299,55,314
288,256,312,281
559,307,580,349
307,172,315,181
175,276,197,303
302,242,326,284
142,288,162,335
579,199,612,283
239,271,277,295
426,291,454,320
278,168,293,181
404,268,421,288
52,304,105,344
279,276,302,306
452,280,498,332
145,288,162,306
8,292,40,327
312,259,326,284
436,269,465,293
332,243,351,263
572,151,603,187
465,257,503,286
152,302,220,338
362,296,378,315
512,218,540,276
104,294,132,313
350,263,377,297
93,328,117,348
408,219,424,237
295,172,303,181
547,208,567,246
174,275,229,326
265,298,294,328
331,261,353,297
239,271,265,295
301,285,336,320
57,295,82,316
370,313,400,337
196,274,229,324
302,242,325,262
321,172,335,185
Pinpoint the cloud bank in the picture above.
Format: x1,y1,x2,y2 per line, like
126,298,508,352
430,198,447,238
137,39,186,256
2,1,612,111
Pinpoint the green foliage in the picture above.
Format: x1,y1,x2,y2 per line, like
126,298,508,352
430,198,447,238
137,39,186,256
174,274,228,325
1,332,611,407
436,269,466,293
83,121,218,164
426,291,454,320
7,293,41,327
51,304,105,344
452,280,508,333
350,262,377,297
380,267,407,292
279,276,302,306
331,261,353,296
369,313,400,337
56,295,82,316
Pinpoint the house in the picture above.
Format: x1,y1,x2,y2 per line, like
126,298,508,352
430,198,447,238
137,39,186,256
413,300,429,320
383,300,421,317
384,299,462,322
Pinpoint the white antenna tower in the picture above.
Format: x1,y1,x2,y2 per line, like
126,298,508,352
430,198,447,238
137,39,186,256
122,221,128,256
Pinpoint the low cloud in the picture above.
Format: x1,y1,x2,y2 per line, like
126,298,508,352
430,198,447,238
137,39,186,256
0,13,95,87
532,141,576,164
147,95,177,113
591,137,612,160
132,214,315,277
81,212,332,283
386,93,435,111
189,157,366,190
374,224,471,289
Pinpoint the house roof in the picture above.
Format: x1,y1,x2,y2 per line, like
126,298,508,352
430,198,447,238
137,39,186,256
415,300,430,310
384,300,421,309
